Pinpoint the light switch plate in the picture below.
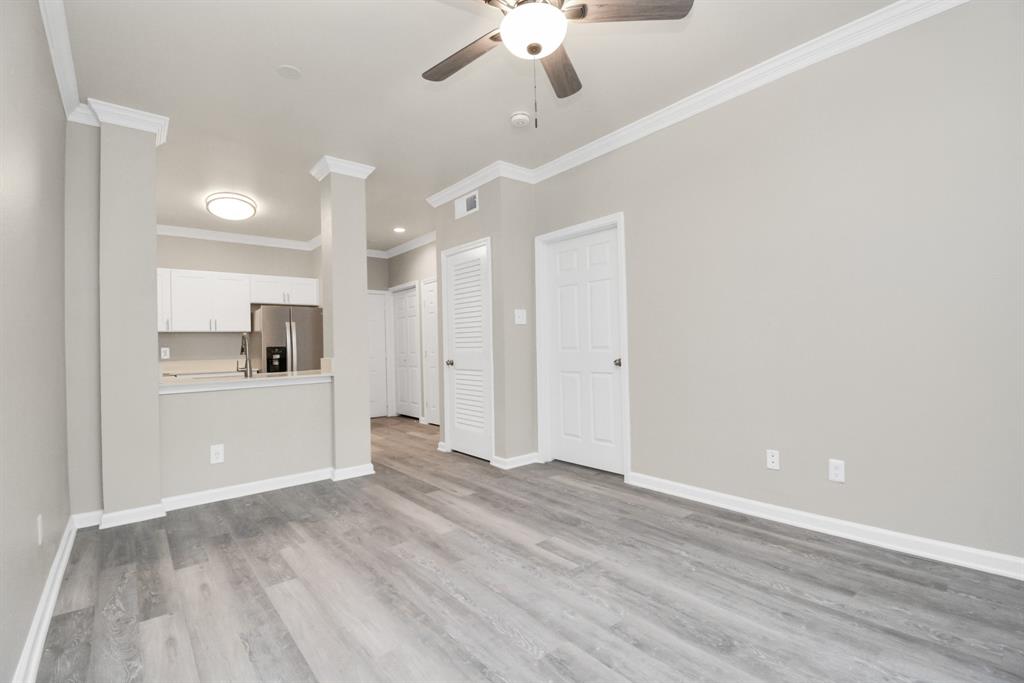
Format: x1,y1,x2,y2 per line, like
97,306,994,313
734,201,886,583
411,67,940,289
160,347,171,360
514,309,527,325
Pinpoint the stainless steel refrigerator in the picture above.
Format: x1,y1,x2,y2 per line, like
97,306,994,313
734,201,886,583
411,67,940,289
251,304,324,373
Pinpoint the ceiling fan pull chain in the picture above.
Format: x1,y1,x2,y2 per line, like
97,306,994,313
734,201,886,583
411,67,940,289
533,57,539,129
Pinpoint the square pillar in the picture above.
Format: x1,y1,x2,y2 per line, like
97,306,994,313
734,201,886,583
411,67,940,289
311,156,374,475
91,99,168,524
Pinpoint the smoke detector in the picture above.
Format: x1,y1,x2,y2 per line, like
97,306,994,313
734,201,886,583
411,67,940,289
510,111,531,128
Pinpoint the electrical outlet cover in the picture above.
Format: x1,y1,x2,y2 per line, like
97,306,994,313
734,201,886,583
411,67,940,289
210,443,225,464
160,347,171,360
829,458,846,483
766,449,780,470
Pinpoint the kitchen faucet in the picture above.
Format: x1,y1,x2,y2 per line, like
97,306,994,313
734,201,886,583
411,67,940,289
239,332,254,378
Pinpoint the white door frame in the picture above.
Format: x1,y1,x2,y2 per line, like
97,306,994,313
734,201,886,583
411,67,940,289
535,212,632,478
440,237,496,459
419,276,440,426
368,289,389,418
387,280,421,418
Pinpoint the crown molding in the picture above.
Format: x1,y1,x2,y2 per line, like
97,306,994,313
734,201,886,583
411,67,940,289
424,0,970,206
426,160,531,208
383,230,436,258
87,98,170,145
310,155,376,181
156,223,432,259
157,224,319,252
38,0,79,118
68,102,99,126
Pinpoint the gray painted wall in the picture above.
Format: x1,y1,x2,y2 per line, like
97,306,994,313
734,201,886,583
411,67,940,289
435,1,1024,555
367,256,389,290
158,235,319,276
159,384,332,497
65,122,103,514
0,3,71,677
387,242,436,288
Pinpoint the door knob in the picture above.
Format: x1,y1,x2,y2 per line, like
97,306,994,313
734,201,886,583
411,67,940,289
445,359,455,367
613,358,622,367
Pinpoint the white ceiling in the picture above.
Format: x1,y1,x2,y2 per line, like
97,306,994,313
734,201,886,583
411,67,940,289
65,0,888,250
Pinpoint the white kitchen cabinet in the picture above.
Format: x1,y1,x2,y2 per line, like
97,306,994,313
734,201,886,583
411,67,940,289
169,269,251,332
249,275,319,306
157,268,172,332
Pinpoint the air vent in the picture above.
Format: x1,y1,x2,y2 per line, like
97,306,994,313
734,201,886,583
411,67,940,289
455,190,479,220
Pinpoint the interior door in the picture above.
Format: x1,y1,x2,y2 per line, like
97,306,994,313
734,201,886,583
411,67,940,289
442,241,493,459
543,228,624,474
420,279,440,425
368,292,388,418
393,287,422,418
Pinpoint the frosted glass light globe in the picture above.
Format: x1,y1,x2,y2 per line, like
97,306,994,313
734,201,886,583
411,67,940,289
500,2,568,60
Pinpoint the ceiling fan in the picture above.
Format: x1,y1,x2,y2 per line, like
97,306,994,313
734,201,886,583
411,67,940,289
423,0,695,99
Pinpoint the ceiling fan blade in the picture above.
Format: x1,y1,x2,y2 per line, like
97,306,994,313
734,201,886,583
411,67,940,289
541,45,582,99
563,0,694,22
423,29,502,82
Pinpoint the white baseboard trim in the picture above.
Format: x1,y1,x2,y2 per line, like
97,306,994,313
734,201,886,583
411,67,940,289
437,441,452,453
625,472,1024,581
99,503,166,529
163,468,333,511
490,452,543,470
332,463,375,481
71,509,103,528
12,516,77,683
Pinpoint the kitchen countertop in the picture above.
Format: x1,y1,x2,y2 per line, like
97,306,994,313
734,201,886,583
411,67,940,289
159,369,333,395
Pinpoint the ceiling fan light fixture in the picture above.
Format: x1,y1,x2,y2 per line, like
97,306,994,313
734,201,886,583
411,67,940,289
499,1,567,60
205,192,257,221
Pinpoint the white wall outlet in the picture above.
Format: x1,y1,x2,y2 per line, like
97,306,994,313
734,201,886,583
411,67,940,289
514,309,527,325
36,514,43,546
160,347,171,360
829,458,846,483
210,443,225,464
766,449,780,470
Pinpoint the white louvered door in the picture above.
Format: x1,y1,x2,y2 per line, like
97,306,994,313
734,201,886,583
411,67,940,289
442,240,493,459
421,279,440,425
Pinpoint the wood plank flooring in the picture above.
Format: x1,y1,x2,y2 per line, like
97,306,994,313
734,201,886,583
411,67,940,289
39,417,1024,682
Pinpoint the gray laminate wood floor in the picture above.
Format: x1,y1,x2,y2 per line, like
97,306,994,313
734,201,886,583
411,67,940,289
40,417,1023,682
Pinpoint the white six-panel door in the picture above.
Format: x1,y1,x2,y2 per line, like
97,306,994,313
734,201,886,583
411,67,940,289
393,286,422,418
541,227,625,474
442,240,494,459
368,291,388,418
420,279,440,425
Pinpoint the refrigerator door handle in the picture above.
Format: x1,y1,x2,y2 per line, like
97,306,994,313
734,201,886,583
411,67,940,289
290,318,299,371
285,321,293,372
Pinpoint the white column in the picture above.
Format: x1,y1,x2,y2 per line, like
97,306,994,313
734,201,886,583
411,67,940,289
91,99,168,524
311,156,375,476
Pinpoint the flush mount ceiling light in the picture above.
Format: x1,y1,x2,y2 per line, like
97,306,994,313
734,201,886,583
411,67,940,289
499,1,567,60
393,226,406,233
205,192,257,221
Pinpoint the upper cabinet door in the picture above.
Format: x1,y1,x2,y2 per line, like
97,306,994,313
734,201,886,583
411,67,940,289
157,268,172,331
250,275,289,304
210,272,251,332
284,277,319,305
170,270,216,331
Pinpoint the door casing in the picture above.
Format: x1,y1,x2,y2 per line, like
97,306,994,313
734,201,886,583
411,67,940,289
535,212,632,478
